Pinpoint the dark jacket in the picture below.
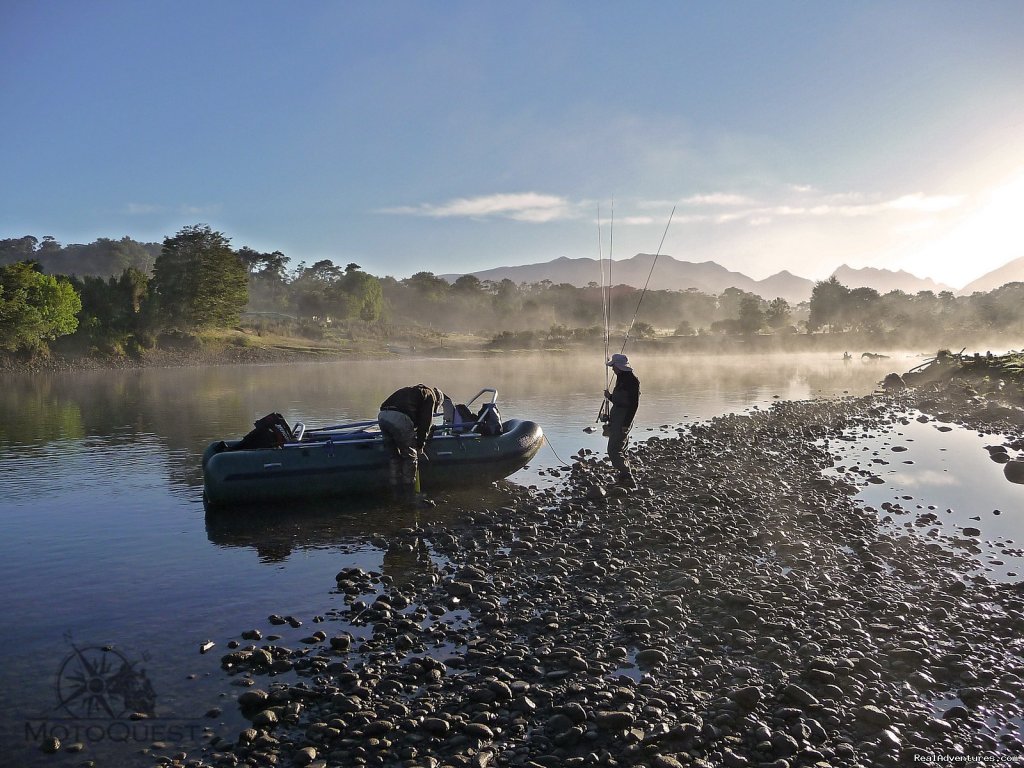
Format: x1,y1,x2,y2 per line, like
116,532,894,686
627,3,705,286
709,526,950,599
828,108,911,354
608,370,640,427
380,384,442,449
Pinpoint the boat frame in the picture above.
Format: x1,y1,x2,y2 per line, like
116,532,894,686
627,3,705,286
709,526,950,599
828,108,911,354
202,389,543,506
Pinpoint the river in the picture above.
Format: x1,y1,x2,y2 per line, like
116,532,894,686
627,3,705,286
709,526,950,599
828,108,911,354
1,351,1020,765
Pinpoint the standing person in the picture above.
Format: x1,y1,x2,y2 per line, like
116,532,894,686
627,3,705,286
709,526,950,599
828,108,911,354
377,384,445,499
604,353,640,486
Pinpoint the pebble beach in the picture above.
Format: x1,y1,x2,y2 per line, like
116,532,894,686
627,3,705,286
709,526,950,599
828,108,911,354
130,363,1024,768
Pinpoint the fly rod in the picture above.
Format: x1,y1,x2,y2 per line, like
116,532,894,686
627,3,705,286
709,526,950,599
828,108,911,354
619,205,675,354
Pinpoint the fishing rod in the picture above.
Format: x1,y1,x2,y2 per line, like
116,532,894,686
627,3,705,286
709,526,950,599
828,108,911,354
619,205,675,354
596,202,614,425
597,204,609,370
590,205,675,433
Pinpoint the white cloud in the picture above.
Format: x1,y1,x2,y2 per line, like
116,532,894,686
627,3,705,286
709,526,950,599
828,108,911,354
681,193,756,207
381,192,578,222
665,189,965,224
885,193,963,212
126,203,165,215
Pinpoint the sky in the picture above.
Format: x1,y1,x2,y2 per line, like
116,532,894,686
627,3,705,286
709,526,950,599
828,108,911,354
2,2,1023,290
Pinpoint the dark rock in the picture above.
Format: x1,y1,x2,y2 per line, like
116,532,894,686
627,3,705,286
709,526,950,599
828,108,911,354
729,686,762,709
1005,460,1024,484
595,711,635,730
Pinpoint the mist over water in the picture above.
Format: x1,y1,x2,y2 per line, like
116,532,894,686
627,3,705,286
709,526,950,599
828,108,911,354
0,350,1015,764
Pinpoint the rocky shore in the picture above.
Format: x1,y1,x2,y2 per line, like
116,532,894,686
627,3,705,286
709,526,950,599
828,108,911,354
154,370,1024,768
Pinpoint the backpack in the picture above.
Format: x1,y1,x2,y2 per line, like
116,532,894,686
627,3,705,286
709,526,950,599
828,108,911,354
453,403,476,432
234,412,294,450
476,403,502,436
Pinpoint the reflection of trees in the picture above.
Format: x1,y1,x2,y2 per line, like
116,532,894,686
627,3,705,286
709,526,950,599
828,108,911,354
2,352,904,500
0,376,85,449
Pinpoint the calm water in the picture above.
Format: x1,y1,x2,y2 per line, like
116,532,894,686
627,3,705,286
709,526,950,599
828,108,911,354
1,351,1019,765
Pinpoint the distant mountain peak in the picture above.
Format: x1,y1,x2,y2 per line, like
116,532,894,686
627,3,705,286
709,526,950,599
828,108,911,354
440,253,815,303
436,254,1024,301
831,264,953,294
961,254,1024,294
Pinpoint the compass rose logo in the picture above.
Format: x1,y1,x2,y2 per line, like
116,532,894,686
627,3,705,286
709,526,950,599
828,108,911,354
54,638,156,719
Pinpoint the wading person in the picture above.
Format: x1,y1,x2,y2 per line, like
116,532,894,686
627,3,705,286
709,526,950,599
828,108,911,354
377,384,445,499
604,353,640,486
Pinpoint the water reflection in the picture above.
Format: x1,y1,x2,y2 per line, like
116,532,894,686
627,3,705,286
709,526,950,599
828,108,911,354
204,483,513,563
0,351,965,767
830,412,1024,580
0,352,915,499
0,375,86,450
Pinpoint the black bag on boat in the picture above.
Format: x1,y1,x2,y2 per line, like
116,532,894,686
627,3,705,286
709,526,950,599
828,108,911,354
453,403,476,432
476,403,502,436
234,412,294,450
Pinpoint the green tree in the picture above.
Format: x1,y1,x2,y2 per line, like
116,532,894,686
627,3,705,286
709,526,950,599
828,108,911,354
342,266,384,322
632,321,657,339
764,297,791,329
737,295,765,335
0,261,82,351
845,287,880,331
0,236,40,265
238,247,290,295
70,267,150,352
291,259,343,319
452,274,484,296
150,225,247,330
807,276,850,332
675,320,695,336
403,272,450,301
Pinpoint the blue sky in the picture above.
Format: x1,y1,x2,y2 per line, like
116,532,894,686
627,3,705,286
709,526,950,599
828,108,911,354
3,2,1023,289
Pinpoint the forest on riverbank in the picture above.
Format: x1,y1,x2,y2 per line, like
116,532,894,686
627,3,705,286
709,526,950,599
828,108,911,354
2,228,1023,369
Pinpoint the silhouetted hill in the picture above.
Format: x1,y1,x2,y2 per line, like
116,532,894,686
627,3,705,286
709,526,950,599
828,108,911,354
442,254,815,304
830,264,954,295
443,253,1024,304
960,256,1024,294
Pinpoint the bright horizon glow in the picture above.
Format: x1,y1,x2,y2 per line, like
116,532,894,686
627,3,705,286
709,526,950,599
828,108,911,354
893,168,1024,288
2,2,1023,289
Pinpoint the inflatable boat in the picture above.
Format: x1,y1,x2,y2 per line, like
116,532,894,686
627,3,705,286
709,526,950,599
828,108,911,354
202,389,543,507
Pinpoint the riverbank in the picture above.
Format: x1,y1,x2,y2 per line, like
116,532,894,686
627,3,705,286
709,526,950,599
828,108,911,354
4,326,1019,374
0,330,483,373
126,365,1024,768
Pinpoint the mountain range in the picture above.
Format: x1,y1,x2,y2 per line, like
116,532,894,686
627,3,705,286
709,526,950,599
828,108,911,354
441,253,1024,304
960,255,1024,294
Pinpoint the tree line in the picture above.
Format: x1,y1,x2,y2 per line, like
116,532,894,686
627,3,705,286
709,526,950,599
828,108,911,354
2,226,1023,358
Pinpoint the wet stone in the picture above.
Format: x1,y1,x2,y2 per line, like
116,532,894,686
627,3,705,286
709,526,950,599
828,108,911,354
782,683,820,708
636,648,669,667
595,711,635,730
729,686,762,709
185,388,1024,767
855,705,891,728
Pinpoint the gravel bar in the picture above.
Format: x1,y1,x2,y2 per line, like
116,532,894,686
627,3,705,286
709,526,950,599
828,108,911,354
163,380,1024,768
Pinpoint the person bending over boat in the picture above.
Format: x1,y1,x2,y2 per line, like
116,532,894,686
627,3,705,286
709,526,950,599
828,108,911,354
377,384,445,499
604,353,640,486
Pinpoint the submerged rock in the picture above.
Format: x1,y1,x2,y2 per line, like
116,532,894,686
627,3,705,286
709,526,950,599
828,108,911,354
1004,460,1024,484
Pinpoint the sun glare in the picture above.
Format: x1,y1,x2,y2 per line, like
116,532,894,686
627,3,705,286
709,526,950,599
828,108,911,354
901,168,1024,288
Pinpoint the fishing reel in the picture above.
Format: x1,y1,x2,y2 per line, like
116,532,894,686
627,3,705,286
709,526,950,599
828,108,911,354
597,398,611,436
